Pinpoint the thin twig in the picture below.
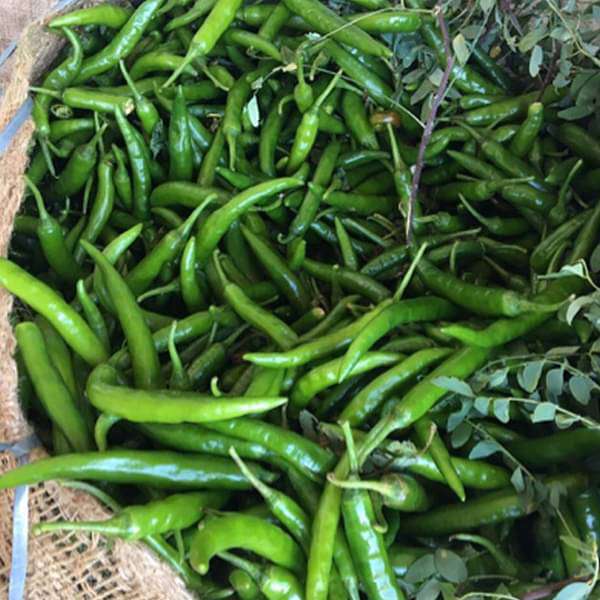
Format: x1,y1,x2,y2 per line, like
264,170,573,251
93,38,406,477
406,4,455,243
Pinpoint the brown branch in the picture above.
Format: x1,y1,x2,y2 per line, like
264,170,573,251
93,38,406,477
521,576,588,600
405,4,455,244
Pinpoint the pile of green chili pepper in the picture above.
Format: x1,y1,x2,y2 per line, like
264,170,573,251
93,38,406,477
4,0,600,597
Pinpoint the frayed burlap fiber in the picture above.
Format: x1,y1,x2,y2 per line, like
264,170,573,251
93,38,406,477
0,3,195,598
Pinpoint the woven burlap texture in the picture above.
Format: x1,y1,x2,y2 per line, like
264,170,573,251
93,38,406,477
0,4,195,598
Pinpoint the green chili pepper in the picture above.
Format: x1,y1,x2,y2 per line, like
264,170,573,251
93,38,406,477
229,569,262,600
49,126,104,200
219,551,304,600
338,297,457,382
205,417,334,482
119,60,160,136
32,27,83,138
401,474,587,536
337,423,404,600
292,351,402,412
74,155,115,263
342,90,379,150
114,107,152,220
195,178,302,264
459,196,529,237
285,140,341,242
0,449,277,490
414,416,465,502
463,87,562,127
0,258,107,365
230,448,310,551
213,252,298,350
557,122,600,167
509,102,544,158
74,0,163,83
82,241,162,389
415,255,559,317
112,144,134,211
286,70,343,174
33,491,227,539
283,0,390,57
341,347,452,425
530,210,589,273
241,225,311,313
165,0,244,86
87,363,285,422
16,321,91,452
75,280,110,353
190,513,304,576
49,5,133,29
25,176,80,283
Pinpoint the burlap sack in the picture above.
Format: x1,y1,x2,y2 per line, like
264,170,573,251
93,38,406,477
0,4,195,598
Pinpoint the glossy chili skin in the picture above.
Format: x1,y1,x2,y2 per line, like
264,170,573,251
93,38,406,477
214,256,298,351
115,107,152,220
33,491,227,540
415,255,554,318
557,122,600,167
283,0,389,57
195,178,301,264
414,416,465,501
507,429,600,468
341,347,452,425
285,71,341,174
338,296,457,381
32,27,83,138
0,258,107,365
338,426,404,600
74,0,163,83
259,90,290,177
306,346,490,599
323,40,394,109
0,449,278,490
342,90,379,150
570,488,600,547
74,155,115,263
510,102,544,158
229,569,261,600
230,449,310,551
245,303,390,368
303,257,391,304
190,513,304,576
241,225,311,313
137,422,286,468
26,177,80,283
87,363,286,423
82,241,162,389
165,0,243,86
112,144,133,210
150,181,228,208
442,277,588,348
204,418,335,482
76,280,110,353
126,201,209,296
49,5,133,29
179,236,207,312
286,140,340,242
16,322,90,453
401,474,587,537
291,351,401,412
167,86,193,181
49,128,103,200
